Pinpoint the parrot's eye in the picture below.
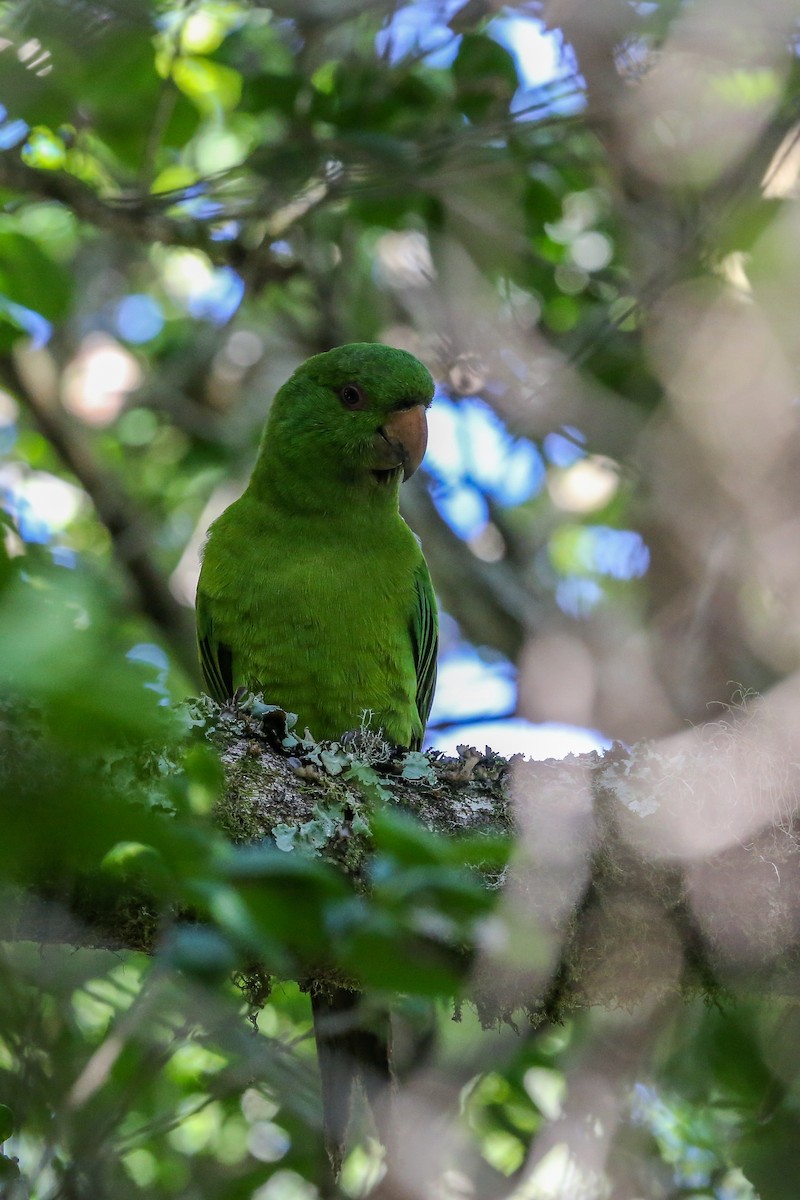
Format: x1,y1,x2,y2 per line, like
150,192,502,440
340,384,366,410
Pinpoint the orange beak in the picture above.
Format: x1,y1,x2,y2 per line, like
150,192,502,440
371,405,428,481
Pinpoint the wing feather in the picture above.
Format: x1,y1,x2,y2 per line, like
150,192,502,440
409,561,438,749
196,588,235,703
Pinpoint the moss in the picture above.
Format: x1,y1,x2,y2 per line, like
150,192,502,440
10,694,800,1023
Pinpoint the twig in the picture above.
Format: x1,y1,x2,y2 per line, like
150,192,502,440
0,153,296,282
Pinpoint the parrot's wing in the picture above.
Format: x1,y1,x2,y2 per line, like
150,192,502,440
196,588,235,703
410,559,438,741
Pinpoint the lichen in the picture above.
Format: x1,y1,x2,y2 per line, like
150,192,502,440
205,695,512,874
9,691,800,1024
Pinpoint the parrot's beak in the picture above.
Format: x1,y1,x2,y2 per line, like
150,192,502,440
372,404,428,482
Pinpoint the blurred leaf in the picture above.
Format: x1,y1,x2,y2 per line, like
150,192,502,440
453,34,518,122
0,1154,20,1181
524,174,563,227
337,916,464,995
737,1110,800,1200
0,226,71,318
240,71,303,116
714,1029,772,1103
0,302,30,350
717,195,784,255
370,807,446,867
0,1104,13,1142
172,56,242,115
372,863,488,919
161,925,238,984
21,125,67,169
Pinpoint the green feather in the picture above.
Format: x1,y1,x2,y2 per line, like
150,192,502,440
196,343,438,748
409,558,437,749
196,589,232,705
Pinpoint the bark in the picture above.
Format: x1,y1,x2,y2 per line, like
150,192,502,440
5,689,800,1023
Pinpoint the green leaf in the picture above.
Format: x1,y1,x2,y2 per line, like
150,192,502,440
240,71,303,116
222,845,346,893
100,840,168,888
162,925,238,983
0,228,71,320
339,925,463,995
453,34,519,122
450,831,511,871
524,176,563,227
191,879,293,970
172,56,242,114
0,303,29,351
370,807,448,867
21,125,67,170
150,163,199,195
0,1104,13,1143
737,1109,800,1200
0,1154,20,1180
374,864,488,914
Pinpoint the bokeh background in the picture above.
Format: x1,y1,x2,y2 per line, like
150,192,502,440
3,0,800,1197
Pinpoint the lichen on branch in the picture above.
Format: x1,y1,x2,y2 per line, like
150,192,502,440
5,690,800,1024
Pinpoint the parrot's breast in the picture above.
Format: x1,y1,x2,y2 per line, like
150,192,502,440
199,498,425,746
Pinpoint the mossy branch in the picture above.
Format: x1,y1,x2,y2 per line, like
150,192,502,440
5,692,800,1022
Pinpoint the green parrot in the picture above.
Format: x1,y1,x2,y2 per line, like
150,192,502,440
195,341,438,1168
196,341,437,747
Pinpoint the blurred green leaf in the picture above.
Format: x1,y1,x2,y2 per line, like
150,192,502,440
161,925,238,984
240,70,303,116
21,125,67,169
0,1104,14,1143
453,34,519,122
0,1154,20,1180
737,1110,800,1200
337,914,464,995
172,56,242,115
0,226,71,319
0,302,30,350
524,175,563,227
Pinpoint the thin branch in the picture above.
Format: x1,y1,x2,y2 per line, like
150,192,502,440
0,153,297,282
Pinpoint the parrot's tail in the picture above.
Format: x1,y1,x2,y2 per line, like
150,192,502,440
311,987,393,1177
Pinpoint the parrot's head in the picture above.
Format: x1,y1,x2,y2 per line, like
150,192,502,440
257,343,435,503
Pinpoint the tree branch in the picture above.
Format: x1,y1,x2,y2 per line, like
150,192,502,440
7,690,800,1023
0,152,298,283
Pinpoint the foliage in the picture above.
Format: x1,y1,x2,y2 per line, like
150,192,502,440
1,0,800,1197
